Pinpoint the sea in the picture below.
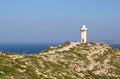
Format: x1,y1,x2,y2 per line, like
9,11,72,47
0,43,60,54
0,43,119,54
109,44,120,50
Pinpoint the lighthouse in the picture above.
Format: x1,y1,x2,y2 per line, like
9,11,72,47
80,25,87,43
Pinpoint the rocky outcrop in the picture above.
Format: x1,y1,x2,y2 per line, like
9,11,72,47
0,42,120,79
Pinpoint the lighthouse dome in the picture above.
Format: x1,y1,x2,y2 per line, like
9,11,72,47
81,25,86,28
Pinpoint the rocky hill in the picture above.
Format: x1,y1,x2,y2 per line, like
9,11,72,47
0,42,120,79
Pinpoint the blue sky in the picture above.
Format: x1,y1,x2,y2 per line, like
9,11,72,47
0,0,120,43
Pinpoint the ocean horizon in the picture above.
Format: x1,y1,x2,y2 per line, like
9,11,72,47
0,43,119,54
0,43,60,54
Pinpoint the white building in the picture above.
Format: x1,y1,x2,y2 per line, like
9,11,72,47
80,25,87,43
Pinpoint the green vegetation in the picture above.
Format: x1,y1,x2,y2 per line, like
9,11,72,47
0,42,120,79
42,46,54,52
57,41,71,49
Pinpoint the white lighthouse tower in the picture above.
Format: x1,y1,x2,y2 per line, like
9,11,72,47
80,25,87,43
